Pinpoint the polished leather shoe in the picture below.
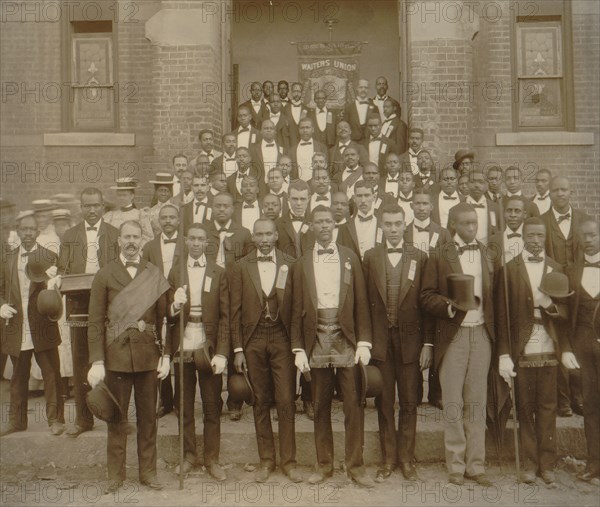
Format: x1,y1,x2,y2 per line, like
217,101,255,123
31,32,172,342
303,401,314,420
229,409,242,422
174,460,193,475
465,473,494,487
571,402,584,416
66,425,93,438
375,464,394,482
209,463,227,481
519,471,536,484
50,422,65,436
400,462,418,481
0,426,26,437
254,466,273,483
307,471,332,484
557,406,573,417
577,467,600,482
448,473,464,485
286,468,303,483
539,470,555,484
349,473,375,488
104,480,123,494
141,479,163,490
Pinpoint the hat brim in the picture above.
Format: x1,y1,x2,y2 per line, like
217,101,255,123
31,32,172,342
110,186,137,190
149,180,174,186
86,381,123,422
193,341,214,373
453,152,475,170
538,287,575,298
449,295,481,312
25,261,50,283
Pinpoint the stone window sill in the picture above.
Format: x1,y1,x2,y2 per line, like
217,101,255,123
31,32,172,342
44,133,135,146
495,132,594,146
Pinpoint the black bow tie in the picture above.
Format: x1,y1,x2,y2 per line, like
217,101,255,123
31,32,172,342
537,194,549,200
163,238,177,244
315,196,329,202
339,143,349,149
192,261,205,268
345,167,357,173
226,157,236,162
120,205,134,212
584,260,600,268
507,232,521,239
239,127,250,132
194,201,206,211
291,102,302,107
471,203,485,209
387,248,402,254
238,172,248,179
86,226,97,231
21,251,33,259
488,193,499,201
205,151,212,157
370,137,383,142
318,109,325,113
443,195,457,200
358,100,369,105
557,213,571,223
387,178,398,183
300,141,312,146
244,204,256,209
125,261,139,268
398,196,412,203
414,225,429,233
358,215,373,222
458,243,479,254
527,256,543,263
290,215,303,222
265,143,275,147
317,248,334,255
257,255,273,262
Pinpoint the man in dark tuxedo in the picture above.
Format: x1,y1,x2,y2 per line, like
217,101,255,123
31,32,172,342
234,176,262,232
226,147,265,203
277,80,290,107
329,120,369,178
307,90,337,148
262,80,274,102
400,128,424,175
541,176,587,416
167,223,230,481
230,218,302,484
250,120,286,181
405,189,451,255
190,129,221,172
142,204,183,417
291,205,374,487
275,179,310,261
460,168,499,245
308,167,334,213
380,152,402,199
290,117,328,181
183,174,213,233
266,167,289,217
170,168,194,208
487,195,527,271
240,82,269,128
0,213,65,437
485,166,504,203
210,133,238,178
261,193,282,221
56,187,119,437
170,154,191,205
332,145,363,200
265,96,293,149
565,219,600,482
421,203,495,487
531,168,552,215
362,114,398,176
343,79,379,142
87,220,171,492
381,99,408,152
363,203,431,481
415,150,438,192
431,167,464,229
496,217,572,484
285,82,309,141
502,166,540,218
373,76,401,121
231,106,261,149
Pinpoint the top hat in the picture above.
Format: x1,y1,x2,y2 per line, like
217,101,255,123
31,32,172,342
37,288,63,322
227,369,254,406
149,173,175,186
86,381,123,423
358,362,383,405
25,258,50,283
539,272,574,299
447,274,481,311
110,177,138,191
193,341,214,374
32,199,57,213
453,149,475,170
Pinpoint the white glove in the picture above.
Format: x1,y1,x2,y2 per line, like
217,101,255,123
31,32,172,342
173,286,188,310
561,352,580,370
45,265,58,278
355,346,371,365
0,304,17,320
294,350,310,372
537,293,553,309
47,276,62,290
499,355,516,384
157,356,170,380
87,363,106,388
211,354,227,375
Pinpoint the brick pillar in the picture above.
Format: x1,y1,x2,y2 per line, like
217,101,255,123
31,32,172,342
145,0,232,169
403,0,479,169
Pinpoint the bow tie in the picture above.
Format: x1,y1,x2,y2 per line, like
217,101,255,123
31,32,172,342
120,205,134,212
300,141,312,146
194,201,206,210
257,255,273,262
537,194,549,200
237,172,248,179
387,248,402,254
125,261,139,268
291,102,302,107
317,248,334,255
243,204,256,209
443,195,457,200
527,256,543,263
358,215,373,222
370,137,383,142
192,261,205,268
398,196,412,203
489,193,499,202
205,151,212,157
225,157,236,162
20,251,33,259
86,226,97,231
318,109,326,114
458,243,479,254
414,225,429,233
584,260,600,268
345,167,357,173
239,127,250,132
290,215,303,222
387,178,398,183
507,232,521,239
264,143,275,147
357,100,369,105
315,196,329,202
339,143,349,149
557,213,571,223
163,238,177,244
471,203,485,209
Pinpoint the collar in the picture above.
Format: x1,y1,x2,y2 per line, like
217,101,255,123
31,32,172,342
194,198,208,205
243,200,259,207
262,139,276,146
536,192,549,199
413,218,431,229
291,101,302,107
187,254,206,268
505,225,524,237
552,206,572,220
257,248,276,260
19,243,38,256
383,113,397,122
217,219,232,231
120,254,141,266
270,190,284,197
453,235,478,248
375,95,388,101
522,250,546,263
408,148,421,156
313,242,338,253
161,232,178,242
238,125,251,132
251,99,262,106
355,97,369,103
336,219,347,226
585,252,600,263
386,240,403,250
356,210,374,220
344,164,359,172
399,191,413,200
85,219,102,231
467,195,486,205
506,191,522,197
339,141,350,147
442,191,460,199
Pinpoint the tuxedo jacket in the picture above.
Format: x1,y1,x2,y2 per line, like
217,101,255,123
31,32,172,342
306,108,338,147
239,100,270,129
403,221,452,256
141,235,184,278
204,220,254,269
182,195,214,234
249,141,286,180
363,244,430,363
282,102,309,142
270,113,295,149
87,258,168,372
331,166,363,196
450,198,500,243
229,249,294,350
328,141,369,179
0,245,61,357
501,195,540,219
381,116,408,153
289,139,328,180
430,190,465,226
495,255,567,359
275,215,311,261
360,136,399,176
337,217,382,260
209,154,237,177
226,168,267,203
343,100,379,142
228,125,262,149
541,207,588,268
166,258,230,357
421,240,495,371
290,245,372,354
565,261,598,343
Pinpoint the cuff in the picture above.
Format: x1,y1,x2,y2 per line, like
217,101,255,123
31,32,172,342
447,304,456,318
292,348,305,354
357,341,372,349
215,354,227,359
233,348,243,354
171,303,181,315
162,354,170,359
92,360,104,365
499,354,510,360
423,343,434,347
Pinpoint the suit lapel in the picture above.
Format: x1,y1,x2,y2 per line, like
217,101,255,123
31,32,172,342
303,254,318,311
348,221,360,254
9,251,21,305
248,251,264,305
374,246,386,303
516,256,532,293
397,251,414,306
447,243,463,274
338,250,349,310
113,259,134,287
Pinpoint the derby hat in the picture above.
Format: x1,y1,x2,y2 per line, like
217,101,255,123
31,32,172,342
359,362,383,405
149,173,175,186
539,271,574,298
110,177,138,191
227,370,254,406
24,258,50,283
193,341,214,374
37,288,63,322
453,149,475,170
447,273,481,311
86,381,123,423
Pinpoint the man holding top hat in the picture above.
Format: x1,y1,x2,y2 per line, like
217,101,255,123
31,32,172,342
166,223,230,480
291,205,374,488
496,217,573,484
229,218,302,484
421,202,495,486
0,211,65,437
87,220,171,493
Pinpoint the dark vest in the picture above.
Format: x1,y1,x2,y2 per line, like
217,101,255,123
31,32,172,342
259,286,280,325
385,256,403,327
577,284,599,329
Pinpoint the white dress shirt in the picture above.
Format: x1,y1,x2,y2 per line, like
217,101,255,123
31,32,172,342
17,245,36,351
183,254,207,351
313,243,340,309
438,191,460,228
172,177,181,199
160,233,178,276
368,137,383,166
120,253,140,279
270,111,281,127
466,195,490,243
310,193,331,210
552,206,572,239
250,99,262,115
407,149,421,175
532,192,551,215
222,153,238,177
373,96,388,121
503,225,524,264
296,139,314,181
355,99,368,125
381,113,397,137
315,107,328,132
454,236,484,326
216,220,232,268
261,139,279,178
412,218,431,253
582,252,600,298
386,240,402,267
289,102,303,124
257,248,276,294
84,220,102,274
241,201,261,231
398,194,414,225
237,126,252,149
193,198,208,223
384,175,399,197
355,212,377,258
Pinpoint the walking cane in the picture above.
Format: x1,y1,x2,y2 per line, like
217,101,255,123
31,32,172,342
178,208,185,490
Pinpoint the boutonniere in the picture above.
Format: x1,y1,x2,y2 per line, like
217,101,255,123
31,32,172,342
345,260,352,271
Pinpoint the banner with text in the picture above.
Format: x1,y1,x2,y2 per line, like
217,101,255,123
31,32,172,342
297,41,363,111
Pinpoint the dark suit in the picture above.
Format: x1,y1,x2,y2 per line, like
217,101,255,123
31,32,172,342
269,113,294,149
204,220,254,272
291,245,372,478
275,215,311,261
404,221,452,257
87,257,168,484
496,255,566,473
363,244,429,465
229,125,262,150
329,142,369,179
209,154,237,177
230,249,297,473
167,258,229,466
501,194,540,218
381,115,408,152
337,216,382,260
343,100,379,141
289,139,328,180
226,168,266,203
361,136,398,176
57,220,119,429
306,108,338,147
233,200,262,229
283,102,309,143
183,196,214,234
239,100,270,129
1,245,64,431
431,191,464,229
249,141,286,180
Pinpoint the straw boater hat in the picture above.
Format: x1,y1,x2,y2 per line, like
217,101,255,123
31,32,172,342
51,193,78,204
110,177,138,190
16,210,34,221
32,199,57,213
52,209,71,221
149,173,175,186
